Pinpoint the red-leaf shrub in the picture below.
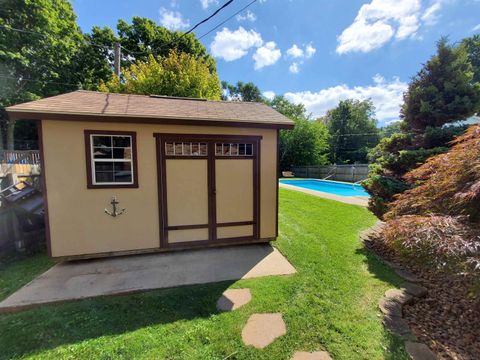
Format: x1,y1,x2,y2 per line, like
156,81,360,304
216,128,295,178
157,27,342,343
379,125,480,277
382,215,480,273
386,125,480,221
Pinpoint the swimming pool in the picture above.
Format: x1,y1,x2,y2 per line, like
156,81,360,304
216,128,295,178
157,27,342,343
279,179,369,197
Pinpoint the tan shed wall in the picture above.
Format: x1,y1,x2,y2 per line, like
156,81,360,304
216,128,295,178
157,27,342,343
41,120,277,257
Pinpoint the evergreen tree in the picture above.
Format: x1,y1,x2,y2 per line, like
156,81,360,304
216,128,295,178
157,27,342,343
401,38,480,130
364,38,480,218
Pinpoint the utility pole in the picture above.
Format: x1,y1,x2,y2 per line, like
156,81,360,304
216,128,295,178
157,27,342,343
114,42,121,76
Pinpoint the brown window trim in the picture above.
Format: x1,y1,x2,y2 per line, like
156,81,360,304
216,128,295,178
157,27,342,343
84,130,139,189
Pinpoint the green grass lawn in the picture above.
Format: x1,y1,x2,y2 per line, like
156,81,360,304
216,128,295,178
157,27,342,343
0,189,408,360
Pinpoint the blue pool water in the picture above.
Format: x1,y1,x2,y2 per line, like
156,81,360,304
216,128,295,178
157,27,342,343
280,179,369,197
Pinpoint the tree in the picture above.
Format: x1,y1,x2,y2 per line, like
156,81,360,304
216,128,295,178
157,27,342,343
71,26,117,91
73,17,216,93
99,51,221,100
462,34,480,84
117,17,215,71
364,38,480,218
221,81,264,102
380,121,403,138
267,96,329,170
401,38,480,130
321,99,380,164
0,0,83,149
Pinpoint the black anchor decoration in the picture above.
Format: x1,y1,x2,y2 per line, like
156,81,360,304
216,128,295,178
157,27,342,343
104,196,126,217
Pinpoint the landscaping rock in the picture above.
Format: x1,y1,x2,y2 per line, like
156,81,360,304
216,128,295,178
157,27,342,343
379,297,403,317
383,315,416,340
405,341,437,360
395,269,421,283
383,260,403,270
242,313,286,349
385,289,414,305
216,288,252,311
400,282,428,298
291,351,333,360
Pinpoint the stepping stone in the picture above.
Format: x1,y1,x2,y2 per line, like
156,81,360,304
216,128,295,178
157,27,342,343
385,289,414,305
291,351,333,360
383,315,416,340
242,313,286,349
383,314,412,337
216,289,252,311
395,269,421,283
405,341,436,360
379,297,403,317
400,282,428,298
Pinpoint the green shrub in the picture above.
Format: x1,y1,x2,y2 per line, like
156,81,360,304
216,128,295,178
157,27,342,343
362,175,410,218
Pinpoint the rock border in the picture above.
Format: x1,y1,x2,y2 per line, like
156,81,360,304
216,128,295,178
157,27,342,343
360,222,437,360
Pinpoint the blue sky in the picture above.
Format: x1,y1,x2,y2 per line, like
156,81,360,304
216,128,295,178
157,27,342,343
72,0,480,126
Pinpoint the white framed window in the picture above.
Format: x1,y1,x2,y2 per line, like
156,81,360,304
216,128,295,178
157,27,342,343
85,131,138,188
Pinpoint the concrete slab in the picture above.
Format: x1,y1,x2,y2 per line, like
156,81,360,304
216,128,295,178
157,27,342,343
280,183,369,207
291,351,333,360
242,313,286,348
216,288,252,311
0,244,296,313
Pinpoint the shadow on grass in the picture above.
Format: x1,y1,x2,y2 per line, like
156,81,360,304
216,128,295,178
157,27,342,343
355,246,409,360
0,280,234,360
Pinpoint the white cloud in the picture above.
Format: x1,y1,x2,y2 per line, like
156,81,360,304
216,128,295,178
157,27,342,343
336,0,446,54
210,27,263,61
263,91,275,100
421,2,442,25
200,0,218,9
159,8,189,30
472,23,480,32
287,44,304,58
236,10,257,22
286,43,316,73
253,41,281,70
284,75,408,125
289,62,300,74
305,44,316,58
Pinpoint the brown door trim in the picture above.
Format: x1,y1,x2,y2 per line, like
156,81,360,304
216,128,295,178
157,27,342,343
154,133,261,248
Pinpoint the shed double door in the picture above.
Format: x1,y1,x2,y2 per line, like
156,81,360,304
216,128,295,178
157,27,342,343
155,134,261,248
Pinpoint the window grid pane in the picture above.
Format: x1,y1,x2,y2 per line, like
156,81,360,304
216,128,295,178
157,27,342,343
91,134,134,185
165,142,207,156
215,143,254,156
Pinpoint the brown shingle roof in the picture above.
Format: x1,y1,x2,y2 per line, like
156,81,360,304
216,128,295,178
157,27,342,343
6,90,294,129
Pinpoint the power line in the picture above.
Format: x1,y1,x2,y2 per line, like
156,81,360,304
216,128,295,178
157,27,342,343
198,0,257,40
185,0,235,36
120,0,244,57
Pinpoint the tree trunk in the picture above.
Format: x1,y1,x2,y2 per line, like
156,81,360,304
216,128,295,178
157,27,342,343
7,119,15,150
0,125,4,150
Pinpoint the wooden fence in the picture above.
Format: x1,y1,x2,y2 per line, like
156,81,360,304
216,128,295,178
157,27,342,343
292,164,369,183
0,150,41,190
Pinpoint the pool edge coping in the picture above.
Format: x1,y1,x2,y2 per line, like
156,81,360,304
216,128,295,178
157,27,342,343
279,183,369,207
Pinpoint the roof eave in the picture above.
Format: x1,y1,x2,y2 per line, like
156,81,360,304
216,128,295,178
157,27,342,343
6,109,295,130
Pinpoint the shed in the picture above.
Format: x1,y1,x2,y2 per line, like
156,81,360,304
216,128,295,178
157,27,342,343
6,90,294,259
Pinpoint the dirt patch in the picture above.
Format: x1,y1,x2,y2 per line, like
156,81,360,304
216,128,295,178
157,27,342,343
366,238,480,360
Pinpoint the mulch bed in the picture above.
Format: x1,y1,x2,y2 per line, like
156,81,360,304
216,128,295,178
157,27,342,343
366,238,480,360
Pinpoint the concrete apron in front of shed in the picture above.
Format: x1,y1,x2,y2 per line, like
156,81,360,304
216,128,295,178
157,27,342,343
0,244,296,313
